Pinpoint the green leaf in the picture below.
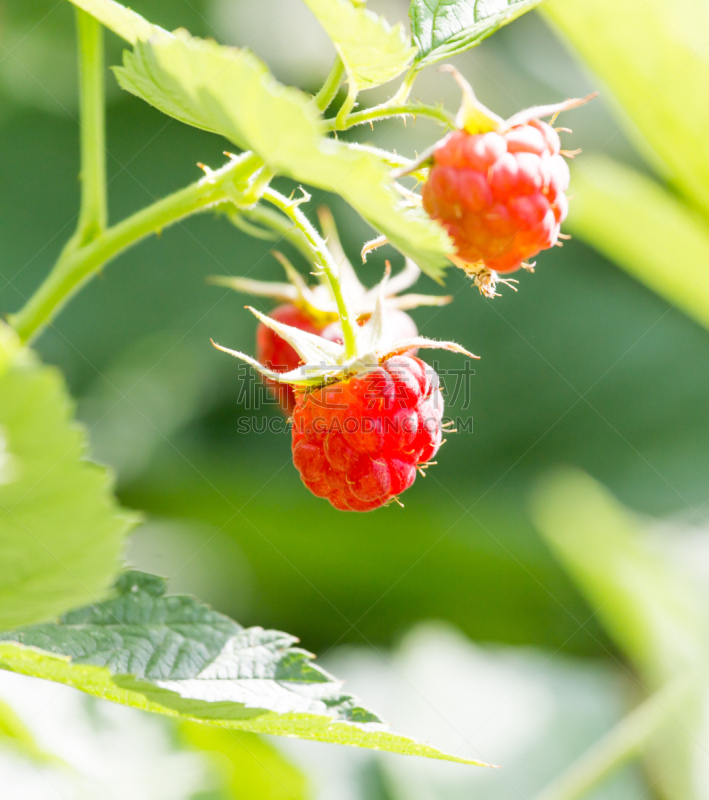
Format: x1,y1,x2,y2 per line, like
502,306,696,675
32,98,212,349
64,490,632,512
543,0,709,220
114,32,330,161
302,0,415,91
410,0,545,67
180,724,310,800
64,0,165,45
0,322,136,630
565,156,709,334
114,31,452,277
0,571,487,764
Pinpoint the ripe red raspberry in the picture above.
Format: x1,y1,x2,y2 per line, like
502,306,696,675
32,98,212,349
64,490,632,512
422,122,570,275
256,304,327,414
291,356,443,512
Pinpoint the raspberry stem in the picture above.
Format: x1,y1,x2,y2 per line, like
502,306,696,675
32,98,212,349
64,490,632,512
532,675,691,800
74,9,107,248
335,84,359,130
10,151,264,343
264,188,359,359
325,102,455,131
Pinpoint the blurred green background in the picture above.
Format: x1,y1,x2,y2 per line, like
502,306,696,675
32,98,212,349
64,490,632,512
1,0,708,797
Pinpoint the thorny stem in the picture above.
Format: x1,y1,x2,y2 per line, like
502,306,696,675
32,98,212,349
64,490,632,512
314,56,346,112
263,187,358,359
74,9,107,246
10,153,264,343
326,101,455,131
532,676,693,800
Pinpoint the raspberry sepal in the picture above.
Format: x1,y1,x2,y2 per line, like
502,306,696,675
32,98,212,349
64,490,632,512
212,268,476,388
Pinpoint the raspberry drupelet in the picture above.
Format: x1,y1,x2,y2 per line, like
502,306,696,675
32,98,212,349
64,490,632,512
291,356,442,511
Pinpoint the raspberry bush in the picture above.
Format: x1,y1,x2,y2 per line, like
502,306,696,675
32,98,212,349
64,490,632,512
12,0,686,798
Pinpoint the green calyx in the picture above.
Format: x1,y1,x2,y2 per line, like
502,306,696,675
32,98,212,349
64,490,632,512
440,64,597,134
440,65,504,135
212,266,477,389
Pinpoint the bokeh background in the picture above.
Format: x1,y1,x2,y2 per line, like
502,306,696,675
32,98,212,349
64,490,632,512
1,0,708,798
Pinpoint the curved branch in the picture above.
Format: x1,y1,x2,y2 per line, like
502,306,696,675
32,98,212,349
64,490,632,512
10,153,263,343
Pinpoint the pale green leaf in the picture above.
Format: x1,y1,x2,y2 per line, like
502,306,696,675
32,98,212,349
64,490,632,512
0,697,59,765
544,0,709,219
0,322,136,630
180,724,311,800
0,572,486,764
410,0,545,67
303,0,415,90
64,0,166,45
114,32,318,147
530,470,705,685
566,156,709,334
529,469,707,800
114,32,452,277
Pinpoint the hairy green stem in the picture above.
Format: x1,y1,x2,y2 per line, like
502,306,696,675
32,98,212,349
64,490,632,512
263,188,358,359
74,8,107,245
533,677,692,800
326,101,455,131
345,142,429,181
10,153,263,343
314,56,345,112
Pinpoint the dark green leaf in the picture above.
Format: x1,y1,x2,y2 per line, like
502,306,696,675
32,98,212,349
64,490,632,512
410,0,544,67
0,571,487,763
